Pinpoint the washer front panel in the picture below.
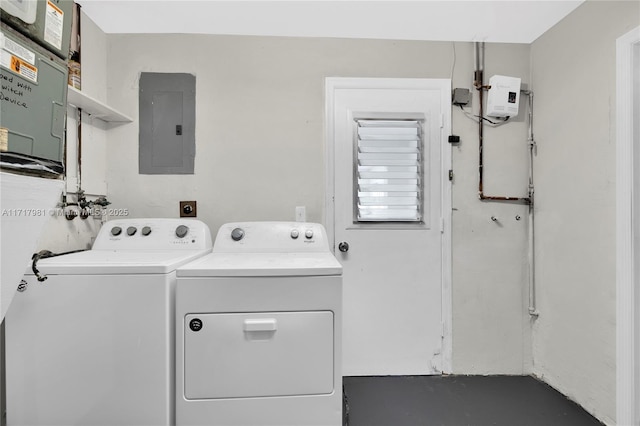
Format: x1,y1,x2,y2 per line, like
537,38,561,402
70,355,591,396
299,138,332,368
6,274,175,425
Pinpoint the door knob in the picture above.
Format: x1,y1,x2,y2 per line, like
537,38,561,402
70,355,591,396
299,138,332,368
338,241,349,252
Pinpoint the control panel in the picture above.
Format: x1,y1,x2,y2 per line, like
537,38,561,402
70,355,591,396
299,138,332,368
93,218,212,251
213,222,331,253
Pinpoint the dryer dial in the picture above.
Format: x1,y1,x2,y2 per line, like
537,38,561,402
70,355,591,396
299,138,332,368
231,228,245,241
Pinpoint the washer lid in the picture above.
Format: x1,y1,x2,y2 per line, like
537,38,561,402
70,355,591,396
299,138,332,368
177,252,342,277
28,249,212,275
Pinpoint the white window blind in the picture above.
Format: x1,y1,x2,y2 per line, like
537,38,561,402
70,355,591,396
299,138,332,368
355,119,424,222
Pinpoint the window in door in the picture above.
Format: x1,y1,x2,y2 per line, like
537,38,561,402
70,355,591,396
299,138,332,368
354,118,425,223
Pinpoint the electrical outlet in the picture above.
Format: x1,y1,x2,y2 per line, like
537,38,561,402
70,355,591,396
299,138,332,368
180,201,197,218
296,206,306,222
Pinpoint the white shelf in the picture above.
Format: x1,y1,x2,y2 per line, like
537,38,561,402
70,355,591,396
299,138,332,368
67,86,133,123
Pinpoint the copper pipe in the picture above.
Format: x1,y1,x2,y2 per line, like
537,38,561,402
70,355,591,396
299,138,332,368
475,42,531,205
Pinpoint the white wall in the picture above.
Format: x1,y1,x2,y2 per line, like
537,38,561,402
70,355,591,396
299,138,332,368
531,2,640,424
104,34,533,374
76,9,109,197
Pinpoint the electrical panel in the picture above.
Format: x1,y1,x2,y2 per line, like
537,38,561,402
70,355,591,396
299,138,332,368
0,23,67,172
139,72,196,175
0,0,73,60
486,75,521,118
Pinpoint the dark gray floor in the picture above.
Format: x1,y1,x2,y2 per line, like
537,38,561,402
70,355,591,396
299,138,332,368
343,375,603,426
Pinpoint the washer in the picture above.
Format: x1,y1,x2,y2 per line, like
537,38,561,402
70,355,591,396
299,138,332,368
5,218,212,426
176,221,342,426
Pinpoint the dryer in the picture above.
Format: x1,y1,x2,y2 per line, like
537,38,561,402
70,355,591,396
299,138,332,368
176,222,343,426
5,218,212,426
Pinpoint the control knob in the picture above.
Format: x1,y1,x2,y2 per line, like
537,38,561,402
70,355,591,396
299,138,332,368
111,226,122,236
141,226,152,236
231,228,245,241
127,226,137,236
175,225,189,239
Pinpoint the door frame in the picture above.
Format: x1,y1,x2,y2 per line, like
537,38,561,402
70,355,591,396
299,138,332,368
324,77,452,373
616,26,640,426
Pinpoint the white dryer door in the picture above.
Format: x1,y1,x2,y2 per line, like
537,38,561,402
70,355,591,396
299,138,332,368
184,311,334,399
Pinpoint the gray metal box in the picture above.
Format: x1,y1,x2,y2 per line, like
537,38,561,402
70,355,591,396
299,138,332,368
1,0,73,60
139,72,196,175
1,23,67,169
452,88,470,106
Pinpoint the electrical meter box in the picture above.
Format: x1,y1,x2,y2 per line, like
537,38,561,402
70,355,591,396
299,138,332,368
1,0,73,60
0,23,67,171
486,75,521,118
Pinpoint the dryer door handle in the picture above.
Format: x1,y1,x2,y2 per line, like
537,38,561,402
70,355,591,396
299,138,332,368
243,318,277,332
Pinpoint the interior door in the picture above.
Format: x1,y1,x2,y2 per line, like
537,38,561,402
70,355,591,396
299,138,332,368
327,78,450,376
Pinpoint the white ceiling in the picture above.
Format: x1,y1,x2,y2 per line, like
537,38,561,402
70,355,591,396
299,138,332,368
76,0,584,44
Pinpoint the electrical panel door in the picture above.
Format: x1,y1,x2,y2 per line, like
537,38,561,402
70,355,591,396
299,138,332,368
139,72,196,175
0,23,67,172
